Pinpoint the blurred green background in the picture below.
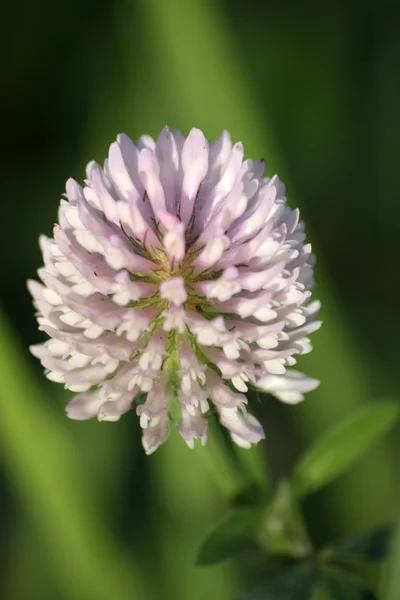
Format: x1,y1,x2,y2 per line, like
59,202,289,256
1,0,399,598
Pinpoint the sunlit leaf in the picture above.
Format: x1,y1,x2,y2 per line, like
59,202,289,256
292,403,399,497
196,508,260,566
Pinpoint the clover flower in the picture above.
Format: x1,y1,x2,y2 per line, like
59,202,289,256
29,127,321,454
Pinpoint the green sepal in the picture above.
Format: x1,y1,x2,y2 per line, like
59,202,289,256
257,481,313,560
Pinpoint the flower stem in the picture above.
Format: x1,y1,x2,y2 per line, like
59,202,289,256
206,417,269,504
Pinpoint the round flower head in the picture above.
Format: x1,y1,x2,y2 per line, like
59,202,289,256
29,127,321,454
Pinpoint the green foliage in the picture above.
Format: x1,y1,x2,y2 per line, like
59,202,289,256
196,508,261,566
240,563,317,599
195,460,393,597
325,524,394,563
384,521,400,600
240,563,380,600
292,403,400,497
195,481,313,568
321,566,378,600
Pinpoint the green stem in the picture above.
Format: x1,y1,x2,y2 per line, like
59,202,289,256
208,417,262,497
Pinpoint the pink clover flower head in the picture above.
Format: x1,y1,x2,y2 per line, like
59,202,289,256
29,126,321,454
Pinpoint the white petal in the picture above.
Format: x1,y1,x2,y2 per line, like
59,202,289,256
180,128,209,225
66,392,105,420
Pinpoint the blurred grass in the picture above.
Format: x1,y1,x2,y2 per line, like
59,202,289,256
0,307,149,600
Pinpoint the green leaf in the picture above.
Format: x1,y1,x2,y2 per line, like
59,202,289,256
196,508,260,566
240,563,317,599
326,524,394,562
321,566,378,600
292,402,400,497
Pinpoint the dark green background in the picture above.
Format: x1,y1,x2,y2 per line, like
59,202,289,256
1,1,399,598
